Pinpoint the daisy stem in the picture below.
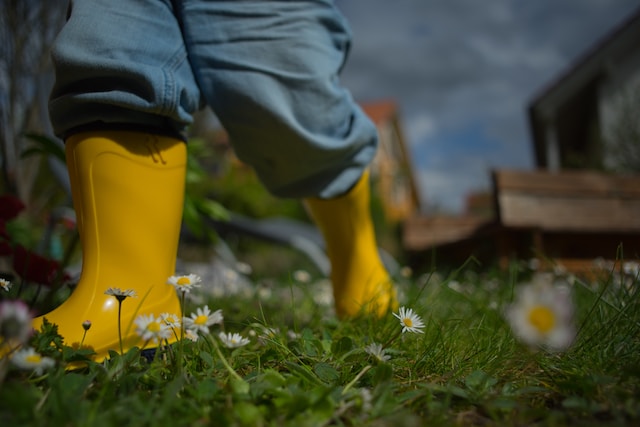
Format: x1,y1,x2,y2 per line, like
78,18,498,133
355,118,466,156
383,329,402,348
80,330,88,348
208,335,243,383
342,365,372,395
117,300,124,355
178,291,186,373
180,292,186,343
163,339,174,359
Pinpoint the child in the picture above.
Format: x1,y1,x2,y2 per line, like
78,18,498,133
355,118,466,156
35,0,396,360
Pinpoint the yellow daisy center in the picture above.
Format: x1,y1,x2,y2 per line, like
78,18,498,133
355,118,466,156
528,305,556,333
403,318,413,327
26,354,42,364
147,321,161,333
177,277,191,286
194,315,208,325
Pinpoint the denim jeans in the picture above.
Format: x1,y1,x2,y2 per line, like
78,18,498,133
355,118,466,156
49,0,378,198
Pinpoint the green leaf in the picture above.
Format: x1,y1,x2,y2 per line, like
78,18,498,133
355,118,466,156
331,336,354,358
182,195,205,237
284,361,325,386
229,377,250,395
464,370,497,393
22,133,66,163
61,346,97,363
194,379,220,400
199,351,215,368
486,397,518,413
250,369,287,399
233,401,263,426
302,338,320,357
197,198,229,221
261,369,287,388
313,362,340,384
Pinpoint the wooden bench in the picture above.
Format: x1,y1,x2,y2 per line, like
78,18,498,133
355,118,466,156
492,169,640,271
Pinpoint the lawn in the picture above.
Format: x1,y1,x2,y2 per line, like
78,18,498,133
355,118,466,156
1,258,639,427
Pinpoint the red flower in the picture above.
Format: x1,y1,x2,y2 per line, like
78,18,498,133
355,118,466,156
0,194,25,221
12,244,70,286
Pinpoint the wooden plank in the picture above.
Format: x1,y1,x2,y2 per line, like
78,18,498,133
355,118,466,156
497,193,640,231
493,169,640,198
402,215,491,250
493,169,640,231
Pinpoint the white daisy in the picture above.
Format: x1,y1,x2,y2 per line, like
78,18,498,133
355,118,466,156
312,279,334,307
256,326,280,345
287,330,301,341
183,305,223,334
400,266,413,279
104,287,137,301
167,274,202,294
159,312,181,329
218,332,250,349
260,326,279,339
505,281,575,352
11,347,55,375
293,269,311,283
393,306,425,334
0,300,33,344
184,329,199,342
235,262,253,275
0,278,12,292
364,342,390,362
623,261,639,278
134,313,172,344
447,280,465,294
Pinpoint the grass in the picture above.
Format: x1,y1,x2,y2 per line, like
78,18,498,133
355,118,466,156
1,258,639,427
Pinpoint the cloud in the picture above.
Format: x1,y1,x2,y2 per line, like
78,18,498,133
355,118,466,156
338,0,639,213
405,113,436,148
417,155,493,214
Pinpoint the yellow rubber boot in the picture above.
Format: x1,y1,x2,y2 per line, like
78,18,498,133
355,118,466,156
32,131,186,361
305,170,397,318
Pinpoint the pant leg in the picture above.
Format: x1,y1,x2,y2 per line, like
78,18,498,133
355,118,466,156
49,0,202,139
179,0,379,199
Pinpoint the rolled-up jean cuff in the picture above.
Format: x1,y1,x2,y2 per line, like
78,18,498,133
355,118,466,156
61,122,188,143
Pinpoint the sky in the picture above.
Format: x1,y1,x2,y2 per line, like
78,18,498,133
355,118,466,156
336,0,640,214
